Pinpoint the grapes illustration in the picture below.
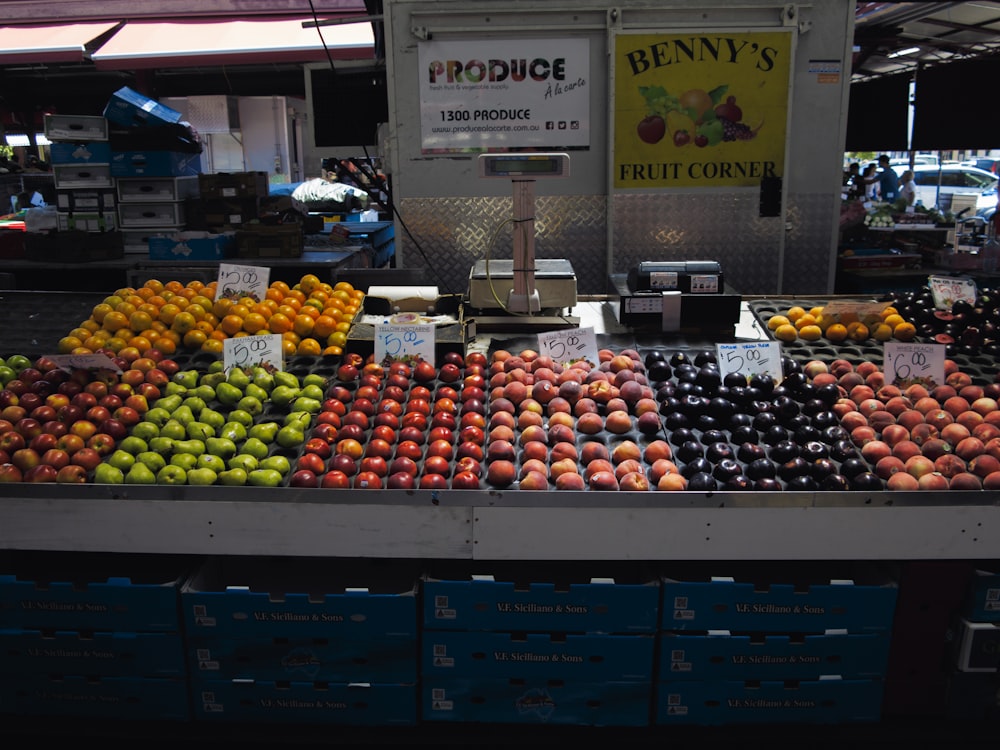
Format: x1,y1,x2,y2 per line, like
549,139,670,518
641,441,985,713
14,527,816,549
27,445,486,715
636,86,762,147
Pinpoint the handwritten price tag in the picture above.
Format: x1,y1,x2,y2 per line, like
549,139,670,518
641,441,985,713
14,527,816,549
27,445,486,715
929,274,976,310
716,341,784,384
884,341,945,389
536,326,599,367
223,334,284,372
217,263,270,302
48,352,121,374
375,323,435,364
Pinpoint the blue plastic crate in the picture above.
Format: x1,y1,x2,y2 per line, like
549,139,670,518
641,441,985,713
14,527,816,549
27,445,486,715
103,86,183,129
0,674,190,721
965,568,1000,622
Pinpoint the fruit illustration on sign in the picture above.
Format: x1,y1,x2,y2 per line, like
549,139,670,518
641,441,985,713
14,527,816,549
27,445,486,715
636,84,761,147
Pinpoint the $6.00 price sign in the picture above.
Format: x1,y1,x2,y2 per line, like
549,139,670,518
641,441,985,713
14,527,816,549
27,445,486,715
223,334,284,373
883,341,944,389
715,341,784,384
217,263,270,302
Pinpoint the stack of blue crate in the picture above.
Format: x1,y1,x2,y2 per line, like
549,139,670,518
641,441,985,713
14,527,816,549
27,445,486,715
0,551,192,720
946,566,1000,720
180,557,420,726
654,564,899,726
421,562,660,727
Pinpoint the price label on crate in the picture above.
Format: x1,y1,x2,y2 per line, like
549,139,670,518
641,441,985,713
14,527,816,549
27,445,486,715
48,352,122,375
537,326,599,367
883,342,944,389
375,323,435,365
929,274,977,310
217,263,270,302
223,334,284,373
716,341,784,384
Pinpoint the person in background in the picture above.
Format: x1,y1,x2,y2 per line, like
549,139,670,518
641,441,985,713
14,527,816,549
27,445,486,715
843,162,862,199
861,163,879,202
866,154,899,202
898,170,917,206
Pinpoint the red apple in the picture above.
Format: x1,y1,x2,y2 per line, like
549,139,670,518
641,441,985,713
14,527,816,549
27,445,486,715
55,464,89,483
320,470,351,488
360,455,388,477
71,447,103,471
296,452,327,475
423,454,451,476
86,433,117,456
0,463,24,482
23,464,58,483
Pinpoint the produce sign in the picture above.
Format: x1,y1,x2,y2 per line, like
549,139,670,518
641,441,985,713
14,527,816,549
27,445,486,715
883,342,945,389
536,326,599,368
715,342,782,384
217,263,270,302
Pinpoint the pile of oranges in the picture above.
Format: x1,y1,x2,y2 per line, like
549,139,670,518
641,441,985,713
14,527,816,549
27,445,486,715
765,304,917,344
58,274,364,359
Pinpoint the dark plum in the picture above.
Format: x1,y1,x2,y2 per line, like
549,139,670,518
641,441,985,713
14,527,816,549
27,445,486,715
811,457,840,480
749,372,776,396
800,441,829,462
731,425,759,445
676,440,705,462
851,472,884,491
778,456,811,481
694,350,717,367
687,472,718,492
768,439,800,464
812,411,840,431
753,477,783,492
840,456,869,479
763,425,790,446
670,427,696,446
746,457,777,480
794,425,823,444
695,414,721,433
830,439,859,462
723,371,748,389
712,458,742,482
681,457,713,479
737,442,766,463
707,397,735,423
662,411,690,431
701,429,728,446
706,442,734,463
786,475,819,491
753,411,779,432
724,474,754,491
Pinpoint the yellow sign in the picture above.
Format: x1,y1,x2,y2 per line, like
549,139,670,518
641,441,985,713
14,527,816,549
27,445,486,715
613,31,793,189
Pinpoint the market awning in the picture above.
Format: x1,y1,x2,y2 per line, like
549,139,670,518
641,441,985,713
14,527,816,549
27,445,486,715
90,17,375,70
0,21,121,64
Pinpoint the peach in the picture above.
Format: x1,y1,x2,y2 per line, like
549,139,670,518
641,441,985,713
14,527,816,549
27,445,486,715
868,411,897,432
960,384,986,402
517,410,544,430
614,459,644,481
584,458,615,481
830,359,854,378
649,458,680,484
588,470,619,491
803,359,829,378
858,398,885,415
972,397,999,416
643,440,673,463
576,412,604,435
851,425,878,447
917,471,950,491
909,423,940,446
812,372,838,387
887,472,920,491
942,396,971,417
983,470,1000,490
548,411,575,429
546,397,572,416
573,397,600,417
944,359,960,375
986,411,1000,427
580,441,609,465
968,453,1000,479
925,410,955,432
550,441,579,463
904,383,930,401
939,423,972,447
490,411,516,430
949,472,983,491
973,423,1000,443
841,411,869,432
611,440,643,465
877,384,903,401
549,457,580,480
931,384,958,402
486,459,516,487
884,396,914,416
946,371,973,389
891,440,923,462
521,440,548,462
933,453,967,478
604,410,633,435
861,440,892,464
955,436,986,461
904,454,937,479
619,471,650,491
914,397,943,414
839,372,865,390
555,471,586,490
520,458,548,479
874,455,906,480
548,423,576,446
519,424,548,446
657,471,688,491
880,424,911,448
856,361,879,378
849,385,876,404
519,469,550,490
920,438,954,461
489,425,515,444
956,410,985,432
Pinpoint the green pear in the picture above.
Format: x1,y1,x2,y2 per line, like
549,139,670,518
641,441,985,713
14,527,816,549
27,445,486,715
276,424,305,450
208,360,225,374
226,409,255,428
172,369,199,389
303,373,327,390
248,422,279,443
118,435,149,455
199,408,226,432
156,394,184,414
130,421,160,442
124,461,156,485
169,452,199,471
245,383,269,403
182,396,207,414
192,384,217,402
106,449,135,472
205,437,237,459
215,382,243,407
196,453,227,474
274,371,300,390
171,405,195,427
218,467,248,486
283,411,312,429
160,419,187,441
93,463,124,485
247,468,283,487
259,454,291,475
241,437,270,460
227,453,259,473
136,451,166,473
300,383,325,402
291,397,322,414
140,408,170,429
227,368,251,390
186,421,215,442
236,395,263,416
156,464,187,485
251,368,275,393
163,382,188,397
269,384,300,408
173,439,206,456
148,436,175,456
187,467,218,486
219,422,247,443
200,371,226,389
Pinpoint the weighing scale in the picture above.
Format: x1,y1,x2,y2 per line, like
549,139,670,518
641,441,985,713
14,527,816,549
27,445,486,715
466,152,579,329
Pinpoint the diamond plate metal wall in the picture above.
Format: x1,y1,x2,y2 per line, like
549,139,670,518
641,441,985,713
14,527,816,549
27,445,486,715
395,192,836,297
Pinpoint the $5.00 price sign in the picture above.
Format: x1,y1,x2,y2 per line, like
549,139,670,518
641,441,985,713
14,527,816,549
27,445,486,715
883,341,944,389
537,327,599,367
217,263,270,302
716,341,784,384
223,334,284,373
375,323,435,365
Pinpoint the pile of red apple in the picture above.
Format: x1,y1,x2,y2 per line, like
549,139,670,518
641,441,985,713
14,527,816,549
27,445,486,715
0,350,180,483
806,357,1000,491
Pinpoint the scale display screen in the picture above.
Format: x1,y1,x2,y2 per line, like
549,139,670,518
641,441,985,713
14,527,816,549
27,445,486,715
478,152,570,179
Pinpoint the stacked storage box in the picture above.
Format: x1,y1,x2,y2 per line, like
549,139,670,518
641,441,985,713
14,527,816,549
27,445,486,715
0,551,192,720
180,557,420,726
194,171,269,231
421,563,660,726
38,113,123,260
102,86,204,256
655,564,898,726
946,567,1000,721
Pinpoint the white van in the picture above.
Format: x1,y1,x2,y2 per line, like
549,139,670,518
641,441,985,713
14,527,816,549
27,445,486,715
891,164,998,214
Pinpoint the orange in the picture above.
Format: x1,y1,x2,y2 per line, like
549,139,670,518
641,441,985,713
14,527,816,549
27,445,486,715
242,312,268,334
229,303,251,319
183,329,208,349
267,313,293,334
311,315,337,339
102,311,130,332
220,314,245,336
266,287,285,303
190,295,215,314
293,314,315,337
773,323,797,342
171,296,190,310
299,305,320,319
129,310,153,332
91,302,114,323
209,329,228,341
158,303,181,326
195,320,215,335
334,281,355,293
847,322,869,341
186,280,205,293
297,337,322,356
277,304,300,320
282,331,301,347
186,305,206,322
303,298,325,314
104,336,128,353
150,320,168,334
80,319,101,333
213,297,234,319
69,326,92,341
872,323,893,341
136,286,155,301
326,331,348,348
171,311,197,334
798,324,823,341
128,335,153,353
251,303,273,319
140,329,161,343
144,279,165,294
201,338,224,354
299,274,322,294
57,336,83,354
116,301,138,318
323,345,343,357
281,338,299,357
286,289,306,305
794,313,818,330
767,315,790,331
893,321,917,341
825,323,848,342
164,280,184,294
785,306,806,323
882,313,905,329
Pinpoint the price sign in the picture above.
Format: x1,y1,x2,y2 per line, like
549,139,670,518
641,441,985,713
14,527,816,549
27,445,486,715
223,334,283,373
884,341,945,389
48,352,121,374
821,299,891,320
217,263,270,302
537,326,600,367
716,341,784,384
929,274,977,310
375,323,435,364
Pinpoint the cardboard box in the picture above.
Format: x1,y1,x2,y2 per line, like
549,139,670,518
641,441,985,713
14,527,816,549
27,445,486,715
423,678,652,726
118,201,186,228
49,141,112,166
422,631,655,681
954,618,1000,672
103,86,183,129
147,232,235,261
658,631,892,681
52,163,114,189
189,196,261,230
56,188,117,213
117,175,200,203
108,122,202,153
22,230,124,263
0,674,190,721
44,113,109,141
422,563,660,634
0,628,186,677
199,171,270,200
110,150,202,178
56,211,117,232
180,558,419,640
192,680,416,725
235,223,303,258
966,568,1000,622
655,678,884,725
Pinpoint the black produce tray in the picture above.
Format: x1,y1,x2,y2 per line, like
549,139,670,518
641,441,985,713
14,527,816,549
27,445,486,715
0,290,108,359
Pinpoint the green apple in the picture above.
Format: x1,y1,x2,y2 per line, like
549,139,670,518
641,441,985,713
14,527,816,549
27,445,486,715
148,436,175,456
199,408,226,432
300,383,325,402
156,394,183,414
136,451,166,473
227,453,259,473
173,439,206,456
160,419,187,441
0,365,17,386
118,435,149,455
171,405,195,426
169,452,198,471
140,408,171,429
196,453,227,474
186,421,215,442
241,437,270,460
236,395,263,416
124,462,157,485
227,409,255,428
269,384,300,408
248,422,279,444
291,397,322,414
6,354,31,372
217,467,248,486
215,382,243,407
259,454,291,476
156,464,187,485
187,467,218,486
205,437,237,459
130,421,160,442
93,463,124,484
106,449,136,472
182,396,207,414
274,370,299,390
247,468,283,487
219,422,247,443
172,369,199,389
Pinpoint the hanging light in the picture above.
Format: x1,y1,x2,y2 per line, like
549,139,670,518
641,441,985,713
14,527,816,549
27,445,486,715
888,46,921,59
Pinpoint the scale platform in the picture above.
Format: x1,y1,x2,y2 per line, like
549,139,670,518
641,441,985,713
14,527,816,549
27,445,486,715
466,258,579,330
